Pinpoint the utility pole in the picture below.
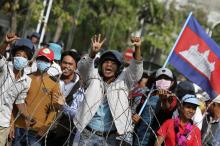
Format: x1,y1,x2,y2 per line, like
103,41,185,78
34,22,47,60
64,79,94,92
36,0,53,48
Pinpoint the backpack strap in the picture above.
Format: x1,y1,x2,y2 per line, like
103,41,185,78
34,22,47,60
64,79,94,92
49,75,60,82
65,79,81,106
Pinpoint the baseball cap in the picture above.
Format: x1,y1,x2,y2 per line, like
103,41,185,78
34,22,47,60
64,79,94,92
31,32,40,39
48,43,62,60
176,81,195,99
37,48,54,62
11,38,35,60
182,94,200,106
155,67,173,79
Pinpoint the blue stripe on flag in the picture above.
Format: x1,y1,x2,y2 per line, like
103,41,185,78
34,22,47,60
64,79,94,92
169,52,216,98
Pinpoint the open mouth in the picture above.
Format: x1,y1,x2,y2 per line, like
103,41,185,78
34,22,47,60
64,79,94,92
63,68,72,74
105,68,112,73
63,68,69,73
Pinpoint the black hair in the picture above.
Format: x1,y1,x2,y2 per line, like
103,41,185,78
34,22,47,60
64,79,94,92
61,50,81,64
11,46,33,60
31,32,40,39
175,81,195,100
182,102,198,109
36,56,50,62
138,71,149,84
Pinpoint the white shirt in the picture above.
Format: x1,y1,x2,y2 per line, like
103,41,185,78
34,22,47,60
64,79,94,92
0,56,31,127
60,79,78,98
59,74,84,118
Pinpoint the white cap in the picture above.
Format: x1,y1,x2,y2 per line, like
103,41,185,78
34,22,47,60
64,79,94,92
213,95,220,104
182,94,200,106
156,68,173,79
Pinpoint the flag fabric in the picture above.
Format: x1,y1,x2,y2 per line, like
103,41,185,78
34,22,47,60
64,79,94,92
169,15,220,99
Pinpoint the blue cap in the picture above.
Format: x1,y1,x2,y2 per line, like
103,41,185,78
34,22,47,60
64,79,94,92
182,94,200,106
48,43,62,60
31,32,40,39
12,38,34,60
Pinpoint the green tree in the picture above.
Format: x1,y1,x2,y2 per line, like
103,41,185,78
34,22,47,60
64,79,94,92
69,0,143,52
138,0,208,65
0,0,209,61
0,0,30,32
211,23,220,45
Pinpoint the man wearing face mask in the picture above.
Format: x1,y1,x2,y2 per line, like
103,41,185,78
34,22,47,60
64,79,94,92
133,67,177,146
0,33,35,146
12,48,61,146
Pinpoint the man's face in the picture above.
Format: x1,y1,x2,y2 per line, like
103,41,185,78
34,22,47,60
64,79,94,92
61,55,77,76
15,50,28,59
31,37,39,44
139,78,148,88
181,103,197,120
102,60,118,81
208,103,220,116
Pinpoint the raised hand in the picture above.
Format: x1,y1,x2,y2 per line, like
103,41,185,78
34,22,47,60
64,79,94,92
131,37,141,48
89,34,106,58
5,32,19,44
132,114,141,124
157,89,171,98
131,36,142,61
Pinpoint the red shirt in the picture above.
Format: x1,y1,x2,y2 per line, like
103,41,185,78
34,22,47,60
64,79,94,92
157,119,202,146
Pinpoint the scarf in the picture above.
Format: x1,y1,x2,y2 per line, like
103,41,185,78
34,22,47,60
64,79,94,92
174,117,192,146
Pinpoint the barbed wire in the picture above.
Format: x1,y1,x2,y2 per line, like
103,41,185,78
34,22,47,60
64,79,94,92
1,60,219,146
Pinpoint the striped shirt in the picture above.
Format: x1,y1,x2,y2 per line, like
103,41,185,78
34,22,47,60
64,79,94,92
0,56,31,127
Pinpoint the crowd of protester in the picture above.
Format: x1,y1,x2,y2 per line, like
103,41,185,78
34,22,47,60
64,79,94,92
0,32,219,146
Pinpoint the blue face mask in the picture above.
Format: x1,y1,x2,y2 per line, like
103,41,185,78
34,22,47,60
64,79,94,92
36,60,51,72
13,56,28,70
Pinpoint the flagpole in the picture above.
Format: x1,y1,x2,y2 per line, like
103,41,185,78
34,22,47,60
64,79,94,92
163,12,193,68
138,86,154,116
138,12,193,117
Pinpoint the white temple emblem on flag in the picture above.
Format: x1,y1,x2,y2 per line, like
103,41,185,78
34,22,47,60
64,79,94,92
179,44,215,79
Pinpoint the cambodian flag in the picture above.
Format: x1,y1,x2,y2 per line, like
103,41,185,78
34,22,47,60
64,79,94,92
167,13,220,99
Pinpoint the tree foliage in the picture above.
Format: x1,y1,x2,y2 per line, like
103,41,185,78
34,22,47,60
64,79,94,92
211,23,220,45
0,0,209,65
138,0,208,64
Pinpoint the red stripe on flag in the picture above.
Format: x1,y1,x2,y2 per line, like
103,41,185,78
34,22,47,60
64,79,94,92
174,26,220,95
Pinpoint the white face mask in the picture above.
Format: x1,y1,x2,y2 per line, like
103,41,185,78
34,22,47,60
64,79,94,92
156,79,172,90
